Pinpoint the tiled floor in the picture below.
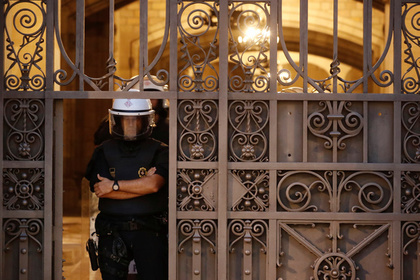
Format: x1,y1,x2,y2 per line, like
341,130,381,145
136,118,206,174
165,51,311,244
62,180,103,279
62,216,102,280
63,216,139,280
63,188,138,280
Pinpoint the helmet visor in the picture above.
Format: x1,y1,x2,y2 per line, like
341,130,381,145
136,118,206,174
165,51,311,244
109,113,155,141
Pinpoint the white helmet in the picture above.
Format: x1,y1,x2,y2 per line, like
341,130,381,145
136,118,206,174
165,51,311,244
109,97,155,141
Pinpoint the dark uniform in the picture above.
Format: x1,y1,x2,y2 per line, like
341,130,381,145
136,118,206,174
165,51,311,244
150,100,169,145
85,137,169,280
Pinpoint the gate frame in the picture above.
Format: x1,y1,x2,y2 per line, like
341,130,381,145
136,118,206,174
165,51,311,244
1,0,420,279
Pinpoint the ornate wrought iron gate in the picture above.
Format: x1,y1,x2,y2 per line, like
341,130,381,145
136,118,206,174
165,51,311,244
1,0,420,279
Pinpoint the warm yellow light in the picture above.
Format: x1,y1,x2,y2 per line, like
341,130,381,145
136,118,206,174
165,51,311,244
238,27,279,44
278,71,292,83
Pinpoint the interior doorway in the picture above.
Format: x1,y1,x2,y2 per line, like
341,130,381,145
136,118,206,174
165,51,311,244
62,99,110,280
61,97,170,279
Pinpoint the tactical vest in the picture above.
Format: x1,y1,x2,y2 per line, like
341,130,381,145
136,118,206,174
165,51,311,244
98,139,168,216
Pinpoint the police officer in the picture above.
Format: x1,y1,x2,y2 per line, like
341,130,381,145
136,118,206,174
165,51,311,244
85,97,169,280
93,76,169,146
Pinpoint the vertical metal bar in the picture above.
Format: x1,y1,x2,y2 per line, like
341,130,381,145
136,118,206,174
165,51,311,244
268,125,277,279
268,219,277,280
363,0,373,93
168,0,178,278
394,98,402,213
219,0,229,279
0,110,3,280
43,0,55,277
76,0,85,91
393,220,401,280
46,0,60,278
363,101,368,163
192,237,202,280
0,0,5,278
44,98,54,280
332,0,338,93
393,0,402,94
332,101,338,162
417,233,420,280
393,174,402,279
0,0,4,90
242,237,252,280
139,0,148,89
109,0,115,90
269,2,278,277
19,234,29,280
393,4,402,278
54,100,64,280
331,221,338,252
394,0,402,218
332,171,337,212
303,101,308,162
277,221,282,277
300,0,308,92
269,0,278,162
46,0,55,92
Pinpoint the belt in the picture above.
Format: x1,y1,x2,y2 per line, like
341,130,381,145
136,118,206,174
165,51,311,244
111,218,161,232
97,212,165,232
117,219,147,231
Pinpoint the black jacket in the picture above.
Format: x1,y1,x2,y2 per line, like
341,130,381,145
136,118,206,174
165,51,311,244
85,138,169,216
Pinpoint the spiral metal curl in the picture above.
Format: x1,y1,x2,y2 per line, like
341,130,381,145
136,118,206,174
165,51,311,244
402,102,420,163
4,99,45,160
177,219,217,254
4,218,43,253
178,100,218,161
4,1,46,91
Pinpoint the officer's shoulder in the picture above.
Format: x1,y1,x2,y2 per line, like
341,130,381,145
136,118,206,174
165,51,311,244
147,137,168,147
94,138,118,153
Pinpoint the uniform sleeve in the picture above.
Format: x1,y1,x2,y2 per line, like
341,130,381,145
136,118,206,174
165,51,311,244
84,145,111,192
152,143,169,183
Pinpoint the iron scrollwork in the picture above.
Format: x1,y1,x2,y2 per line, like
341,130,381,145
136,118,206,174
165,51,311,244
307,101,363,152
277,0,394,93
277,170,393,213
277,171,333,212
177,169,217,211
402,102,420,163
338,171,393,213
402,221,420,256
402,221,420,280
3,218,43,276
178,99,218,161
401,171,420,213
230,170,269,212
229,219,268,278
402,3,420,94
4,218,43,253
229,100,269,162
229,219,268,252
279,222,392,280
3,168,44,210
3,0,47,91
177,1,219,92
178,219,217,254
4,99,45,161
177,219,217,278
228,3,270,93
312,253,356,280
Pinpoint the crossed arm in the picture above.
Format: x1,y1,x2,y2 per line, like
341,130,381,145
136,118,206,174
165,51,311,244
93,167,165,199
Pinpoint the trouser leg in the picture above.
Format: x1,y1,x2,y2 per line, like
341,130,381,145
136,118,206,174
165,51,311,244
97,234,130,280
123,230,168,280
